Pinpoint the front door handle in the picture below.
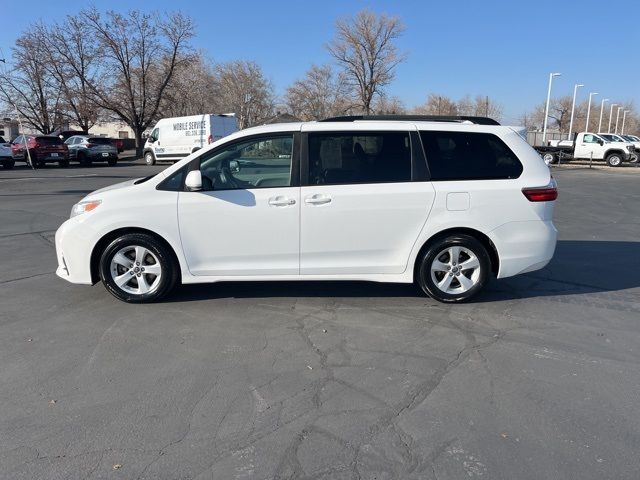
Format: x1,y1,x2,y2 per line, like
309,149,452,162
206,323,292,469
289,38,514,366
268,196,296,207
305,194,332,205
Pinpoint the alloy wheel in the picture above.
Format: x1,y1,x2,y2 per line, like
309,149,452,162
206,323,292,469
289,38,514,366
430,246,481,294
109,245,162,295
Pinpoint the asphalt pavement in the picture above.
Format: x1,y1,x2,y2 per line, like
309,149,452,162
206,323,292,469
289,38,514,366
1,160,639,479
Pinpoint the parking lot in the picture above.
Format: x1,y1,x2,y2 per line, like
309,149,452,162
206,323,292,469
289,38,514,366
1,161,639,479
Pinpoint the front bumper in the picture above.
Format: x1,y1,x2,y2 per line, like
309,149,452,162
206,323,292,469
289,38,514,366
488,220,558,279
55,219,95,285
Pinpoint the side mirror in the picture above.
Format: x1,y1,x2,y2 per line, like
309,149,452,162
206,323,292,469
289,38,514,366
598,140,604,146
185,170,202,191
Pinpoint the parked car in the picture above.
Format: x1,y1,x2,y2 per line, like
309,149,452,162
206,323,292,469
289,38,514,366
0,136,13,169
600,133,639,162
144,113,237,165
11,134,69,167
536,132,633,166
64,135,118,166
55,115,558,304
51,129,88,141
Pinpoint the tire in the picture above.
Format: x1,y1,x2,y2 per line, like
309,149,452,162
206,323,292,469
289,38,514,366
629,154,638,164
58,159,69,168
107,158,117,167
416,234,491,303
144,151,156,166
542,153,557,165
78,153,90,167
28,150,38,167
99,233,178,303
606,153,623,167
2,160,14,169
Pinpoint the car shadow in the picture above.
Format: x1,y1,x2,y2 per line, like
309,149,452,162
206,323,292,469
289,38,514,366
166,241,640,303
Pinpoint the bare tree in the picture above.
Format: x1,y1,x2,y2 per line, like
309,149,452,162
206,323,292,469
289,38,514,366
81,8,195,155
214,60,275,128
38,18,102,132
413,94,458,115
285,64,350,120
160,52,221,118
0,33,62,133
457,95,503,120
327,9,405,114
372,95,406,115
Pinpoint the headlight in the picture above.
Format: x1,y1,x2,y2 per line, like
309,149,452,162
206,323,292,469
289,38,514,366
70,199,102,218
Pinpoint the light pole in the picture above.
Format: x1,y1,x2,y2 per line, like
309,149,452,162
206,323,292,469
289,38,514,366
598,98,609,133
542,72,561,144
568,83,583,138
607,103,618,133
615,106,622,133
585,92,598,133
621,110,630,134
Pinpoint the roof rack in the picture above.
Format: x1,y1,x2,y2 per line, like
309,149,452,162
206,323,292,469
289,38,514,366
319,115,501,126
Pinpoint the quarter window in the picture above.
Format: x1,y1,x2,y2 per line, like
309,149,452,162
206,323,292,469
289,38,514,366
419,131,523,181
308,131,411,185
199,134,294,190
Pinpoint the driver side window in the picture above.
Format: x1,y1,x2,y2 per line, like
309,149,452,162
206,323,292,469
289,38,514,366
198,134,294,191
584,134,599,144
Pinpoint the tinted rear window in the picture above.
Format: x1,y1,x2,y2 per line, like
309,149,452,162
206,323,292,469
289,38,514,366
36,136,63,145
88,138,113,145
419,131,523,181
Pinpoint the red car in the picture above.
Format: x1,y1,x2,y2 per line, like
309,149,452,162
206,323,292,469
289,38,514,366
11,134,69,168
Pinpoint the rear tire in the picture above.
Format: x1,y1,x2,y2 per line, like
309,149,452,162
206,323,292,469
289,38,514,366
144,151,156,166
606,153,622,167
78,152,90,167
2,160,14,169
59,159,69,168
99,233,178,303
107,158,117,167
416,234,491,303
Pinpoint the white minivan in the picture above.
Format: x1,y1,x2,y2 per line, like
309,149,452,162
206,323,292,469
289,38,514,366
55,116,558,303
144,113,237,165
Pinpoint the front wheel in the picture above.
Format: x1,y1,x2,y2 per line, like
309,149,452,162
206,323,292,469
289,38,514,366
144,151,156,166
542,153,557,165
2,160,14,169
99,233,178,303
416,234,491,303
606,153,623,167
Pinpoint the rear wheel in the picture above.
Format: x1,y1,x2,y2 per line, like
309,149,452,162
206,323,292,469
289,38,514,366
416,234,491,303
1,160,14,169
606,153,622,167
144,151,156,166
58,159,69,168
78,152,90,167
99,233,178,303
107,157,117,167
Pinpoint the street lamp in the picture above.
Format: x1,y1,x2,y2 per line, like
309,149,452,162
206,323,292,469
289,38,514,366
615,106,622,134
585,92,598,133
568,83,584,138
621,110,630,134
598,98,609,133
607,103,618,133
542,72,561,144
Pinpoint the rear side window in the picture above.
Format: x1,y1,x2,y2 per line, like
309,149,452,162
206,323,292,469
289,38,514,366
419,131,523,181
308,131,411,185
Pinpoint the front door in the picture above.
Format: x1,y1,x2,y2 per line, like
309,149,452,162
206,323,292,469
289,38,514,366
300,129,435,275
178,132,300,276
574,133,603,159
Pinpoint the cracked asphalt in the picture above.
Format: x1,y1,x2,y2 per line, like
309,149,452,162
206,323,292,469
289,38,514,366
1,161,639,479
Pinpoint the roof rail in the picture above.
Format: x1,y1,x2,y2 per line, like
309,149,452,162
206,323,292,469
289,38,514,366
319,115,501,126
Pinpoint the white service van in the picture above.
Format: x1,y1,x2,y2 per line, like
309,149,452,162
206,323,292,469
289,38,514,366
143,114,237,165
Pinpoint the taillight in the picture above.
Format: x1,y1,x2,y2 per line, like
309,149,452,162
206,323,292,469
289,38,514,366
86,143,95,148
522,186,558,202
207,134,213,144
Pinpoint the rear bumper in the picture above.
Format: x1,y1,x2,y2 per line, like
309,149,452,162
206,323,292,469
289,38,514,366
488,220,557,279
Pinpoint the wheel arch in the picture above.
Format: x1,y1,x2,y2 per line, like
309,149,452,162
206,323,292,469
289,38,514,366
90,227,182,284
604,149,625,158
412,227,499,280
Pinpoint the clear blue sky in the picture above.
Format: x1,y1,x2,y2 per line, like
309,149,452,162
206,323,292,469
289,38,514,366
1,0,638,123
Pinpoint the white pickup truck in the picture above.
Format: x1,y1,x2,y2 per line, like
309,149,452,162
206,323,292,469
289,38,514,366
536,132,634,166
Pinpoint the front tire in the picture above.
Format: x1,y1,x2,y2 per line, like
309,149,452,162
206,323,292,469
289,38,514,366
2,160,14,169
144,151,156,166
99,233,178,303
542,153,557,165
606,153,623,167
416,234,491,303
